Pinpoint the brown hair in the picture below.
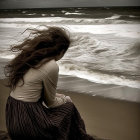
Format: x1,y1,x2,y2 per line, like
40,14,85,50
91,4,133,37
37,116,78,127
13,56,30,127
4,26,70,90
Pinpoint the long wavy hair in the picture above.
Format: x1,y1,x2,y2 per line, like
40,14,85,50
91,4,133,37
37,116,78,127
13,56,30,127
4,26,70,90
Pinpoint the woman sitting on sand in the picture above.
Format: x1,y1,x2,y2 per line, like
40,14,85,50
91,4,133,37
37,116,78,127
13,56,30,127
4,26,94,140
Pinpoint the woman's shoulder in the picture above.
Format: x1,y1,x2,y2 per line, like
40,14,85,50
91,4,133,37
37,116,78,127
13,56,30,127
38,59,59,76
43,59,59,70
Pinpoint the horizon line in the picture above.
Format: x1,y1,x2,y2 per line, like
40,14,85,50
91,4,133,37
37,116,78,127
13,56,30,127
0,6,140,10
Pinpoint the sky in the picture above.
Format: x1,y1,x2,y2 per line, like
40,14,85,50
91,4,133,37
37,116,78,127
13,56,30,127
0,0,140,9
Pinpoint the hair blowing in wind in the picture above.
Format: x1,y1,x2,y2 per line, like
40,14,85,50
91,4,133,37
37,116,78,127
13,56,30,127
4,26,70,90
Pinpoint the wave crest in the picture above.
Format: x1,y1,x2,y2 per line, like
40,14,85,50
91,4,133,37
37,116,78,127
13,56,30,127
125,42,140,57
0,17,134,25
58,62,140,89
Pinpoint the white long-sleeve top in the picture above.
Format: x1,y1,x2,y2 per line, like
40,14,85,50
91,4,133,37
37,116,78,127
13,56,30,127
10,59,66,108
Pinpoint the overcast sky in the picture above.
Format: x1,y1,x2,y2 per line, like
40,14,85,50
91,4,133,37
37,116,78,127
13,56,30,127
0,0,140,9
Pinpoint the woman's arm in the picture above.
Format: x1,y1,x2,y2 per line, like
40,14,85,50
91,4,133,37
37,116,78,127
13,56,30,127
56,93,65,97
41,60,72,108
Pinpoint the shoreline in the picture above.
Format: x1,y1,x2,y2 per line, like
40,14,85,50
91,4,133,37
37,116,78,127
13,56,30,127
0,78,140,140
58,75,140,103
57,89,140,140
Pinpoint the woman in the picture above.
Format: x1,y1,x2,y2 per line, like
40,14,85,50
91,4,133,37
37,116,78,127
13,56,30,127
5,26,95,140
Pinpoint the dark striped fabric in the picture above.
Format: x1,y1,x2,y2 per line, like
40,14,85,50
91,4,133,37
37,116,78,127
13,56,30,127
6,96,95,140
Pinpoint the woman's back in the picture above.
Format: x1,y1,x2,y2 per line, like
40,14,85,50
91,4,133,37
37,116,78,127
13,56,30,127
10,59,58,102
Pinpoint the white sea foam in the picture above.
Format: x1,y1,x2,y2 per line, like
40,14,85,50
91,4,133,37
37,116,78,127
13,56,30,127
61,10,66,13
105,14,121,20
0,17,65,23
22,11,27,14
129,15,137,18
41,14,46,16
0,23,140,39
58,63,140,89
0,54,15,59
50,14,55,16
69,24,140,38
27,13,36,16
0,23,37,29
0,17,134,25
65,12,85,15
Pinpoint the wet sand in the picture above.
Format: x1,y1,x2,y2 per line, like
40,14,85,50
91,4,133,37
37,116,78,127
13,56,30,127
0,78,140,140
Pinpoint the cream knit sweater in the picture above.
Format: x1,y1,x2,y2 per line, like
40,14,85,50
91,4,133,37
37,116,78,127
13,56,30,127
10,59,66,108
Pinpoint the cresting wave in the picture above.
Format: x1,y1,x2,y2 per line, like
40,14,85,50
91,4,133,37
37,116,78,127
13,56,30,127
0,17,135,25
58,63,140,89
0,53,139,89
0,23,140,39
64,12,85,15
124,42,140,57
105,14,121,20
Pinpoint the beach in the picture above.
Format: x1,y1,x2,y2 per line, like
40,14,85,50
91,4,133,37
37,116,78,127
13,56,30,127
0,78,140,140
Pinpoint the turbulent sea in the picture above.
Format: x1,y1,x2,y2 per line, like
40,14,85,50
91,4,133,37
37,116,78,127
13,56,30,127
0,7,140,89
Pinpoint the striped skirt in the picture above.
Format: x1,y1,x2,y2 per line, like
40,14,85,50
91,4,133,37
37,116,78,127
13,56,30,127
6,96,95,140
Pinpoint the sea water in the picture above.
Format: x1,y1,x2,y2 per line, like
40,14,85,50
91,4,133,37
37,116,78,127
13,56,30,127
0,7,140,89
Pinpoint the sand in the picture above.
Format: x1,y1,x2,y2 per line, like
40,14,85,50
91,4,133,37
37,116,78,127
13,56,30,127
0,79,140,140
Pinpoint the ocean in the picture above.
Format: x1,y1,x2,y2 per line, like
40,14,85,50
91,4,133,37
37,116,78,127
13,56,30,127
0,7,140,89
